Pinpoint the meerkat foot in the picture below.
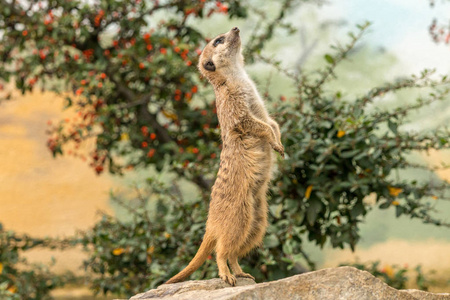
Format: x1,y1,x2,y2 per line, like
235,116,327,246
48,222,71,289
220,274,237,286
235,272,255,280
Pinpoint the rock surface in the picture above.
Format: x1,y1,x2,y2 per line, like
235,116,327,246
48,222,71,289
130,266,450,300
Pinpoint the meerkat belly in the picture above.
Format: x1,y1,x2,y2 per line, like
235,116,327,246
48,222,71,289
218,136,271,192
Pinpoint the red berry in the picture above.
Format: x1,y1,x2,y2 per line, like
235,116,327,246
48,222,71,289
141,141,148,148
95,165,104,174
150,133,156,140
139,62,145,69
141,126,149,135
100,73,107,79
160,48,167,54
147,148,156,158
192,147,199,154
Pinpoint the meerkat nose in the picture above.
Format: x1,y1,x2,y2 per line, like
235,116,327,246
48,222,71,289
232,27,240,33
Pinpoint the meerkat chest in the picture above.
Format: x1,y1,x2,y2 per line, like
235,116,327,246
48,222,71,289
245,86,270,122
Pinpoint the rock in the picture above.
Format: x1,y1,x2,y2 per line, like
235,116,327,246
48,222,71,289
130,266,450,300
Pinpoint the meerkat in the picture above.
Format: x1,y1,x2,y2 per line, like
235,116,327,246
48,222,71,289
165,27,284,286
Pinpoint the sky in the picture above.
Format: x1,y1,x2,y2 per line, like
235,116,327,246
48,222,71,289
324,0,450,74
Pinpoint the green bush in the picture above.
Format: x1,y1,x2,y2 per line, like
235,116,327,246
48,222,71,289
0,223,74,300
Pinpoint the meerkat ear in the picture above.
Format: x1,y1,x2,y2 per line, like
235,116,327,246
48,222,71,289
203,61,216,72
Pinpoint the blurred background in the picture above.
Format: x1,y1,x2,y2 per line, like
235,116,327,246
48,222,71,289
1,0,450,299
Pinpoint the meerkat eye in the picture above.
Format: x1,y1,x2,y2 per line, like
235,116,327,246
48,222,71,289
213,37,225,47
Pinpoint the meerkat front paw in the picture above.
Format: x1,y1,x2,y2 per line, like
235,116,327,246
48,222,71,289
271,142,285,157
220,273,237,286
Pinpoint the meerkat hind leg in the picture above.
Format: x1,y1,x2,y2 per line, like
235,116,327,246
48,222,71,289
235,179,270,258
216,251,236,286
229,255,255,280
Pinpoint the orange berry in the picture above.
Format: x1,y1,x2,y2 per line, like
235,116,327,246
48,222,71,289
150,133,156,140
100,73,107,79
174,46,181,53
192,147,199,154
22,30,28,36
139,62,145,69
141,141,148,148
146,44,153,51
160,48,167,54
97,82,103,88
80,79,87,85
191,85,198,93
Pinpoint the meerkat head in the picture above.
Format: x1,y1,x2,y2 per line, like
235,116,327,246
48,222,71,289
198,27,244,83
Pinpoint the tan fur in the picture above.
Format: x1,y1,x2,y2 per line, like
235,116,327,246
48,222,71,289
165,27,284,286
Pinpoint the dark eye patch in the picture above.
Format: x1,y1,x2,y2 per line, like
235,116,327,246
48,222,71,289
213,37,225,47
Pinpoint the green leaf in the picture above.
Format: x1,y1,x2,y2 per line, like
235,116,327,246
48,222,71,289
395,205,405,217
269,204,283,218
388,120,398,134
324,54,335,64
307,199,323,226
264,234,280,248
350,202,365,220
379,202,390,209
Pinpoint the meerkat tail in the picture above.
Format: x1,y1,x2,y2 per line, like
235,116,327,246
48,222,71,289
165,233,216,284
